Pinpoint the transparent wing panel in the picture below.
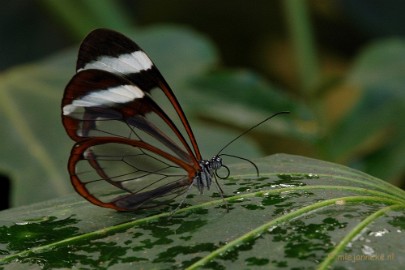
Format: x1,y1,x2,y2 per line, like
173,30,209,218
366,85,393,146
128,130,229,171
71,141,191,210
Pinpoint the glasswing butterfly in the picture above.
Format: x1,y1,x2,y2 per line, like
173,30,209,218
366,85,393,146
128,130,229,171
62,28,286,212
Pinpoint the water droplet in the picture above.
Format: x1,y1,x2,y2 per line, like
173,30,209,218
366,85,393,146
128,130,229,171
369,229,389,237
335,200,346,205
279,183,296,188
305,173,319,179
267,226,277,232
15,221,29,226
362,245,374,255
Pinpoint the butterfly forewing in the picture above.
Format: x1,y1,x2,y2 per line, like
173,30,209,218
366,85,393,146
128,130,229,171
62,29,203,211
75,28,201,161
63,69,193,164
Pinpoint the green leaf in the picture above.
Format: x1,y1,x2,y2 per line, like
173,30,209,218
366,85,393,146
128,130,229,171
344,39,405,181
187,70,295,114
182,70,309,147
322,39,405,181
0,52,75,207
1,154,404,269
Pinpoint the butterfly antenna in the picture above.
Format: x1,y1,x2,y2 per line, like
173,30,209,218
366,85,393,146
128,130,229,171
216,111,290,155
219,153,260,177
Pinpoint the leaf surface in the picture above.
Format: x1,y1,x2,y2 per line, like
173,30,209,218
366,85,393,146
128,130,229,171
1,154,404,269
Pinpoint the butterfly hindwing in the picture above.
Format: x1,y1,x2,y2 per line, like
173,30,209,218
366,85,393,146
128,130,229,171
69,137,193,211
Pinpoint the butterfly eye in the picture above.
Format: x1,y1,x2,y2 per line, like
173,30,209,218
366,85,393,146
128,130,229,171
210,156,222,170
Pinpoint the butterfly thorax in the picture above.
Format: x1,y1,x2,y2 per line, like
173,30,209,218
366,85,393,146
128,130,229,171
193,156,222,194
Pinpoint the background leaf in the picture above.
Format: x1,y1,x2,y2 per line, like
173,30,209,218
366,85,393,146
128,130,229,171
343,39,405,182
315,38,405,185
1,154,404,269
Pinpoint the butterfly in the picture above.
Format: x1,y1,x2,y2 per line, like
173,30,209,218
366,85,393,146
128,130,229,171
61,28,231,211
62,29,287,212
